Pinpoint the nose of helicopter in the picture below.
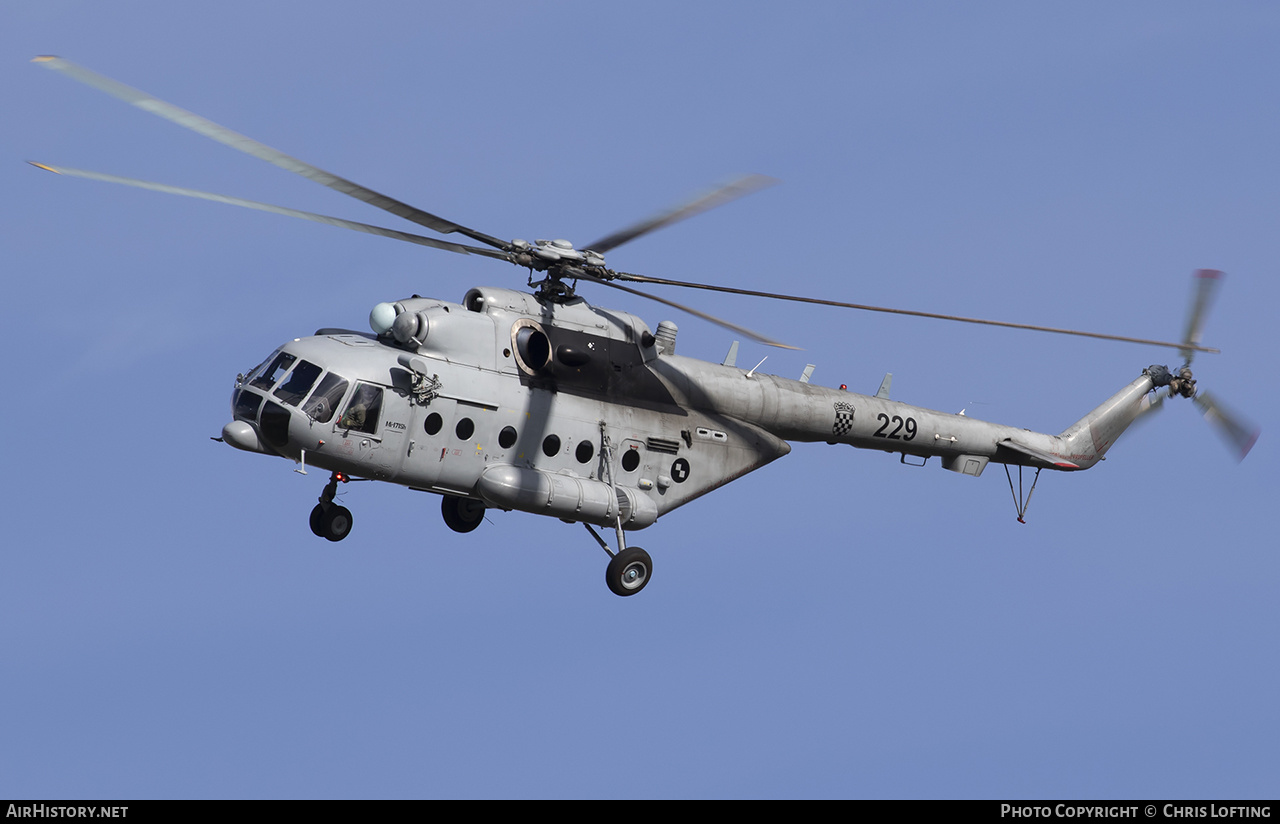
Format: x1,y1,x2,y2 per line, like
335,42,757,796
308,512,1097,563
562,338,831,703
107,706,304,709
223,390,295,455
221,419,272,453
224,349,313,457
225,342,355,460
225,387,311,457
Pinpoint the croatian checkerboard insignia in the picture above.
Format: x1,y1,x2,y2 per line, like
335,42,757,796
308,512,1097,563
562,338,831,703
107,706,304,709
832,401,855,437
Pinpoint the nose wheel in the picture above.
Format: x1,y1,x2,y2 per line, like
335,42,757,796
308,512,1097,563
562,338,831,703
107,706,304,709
310,503,353,542
309,472,353,542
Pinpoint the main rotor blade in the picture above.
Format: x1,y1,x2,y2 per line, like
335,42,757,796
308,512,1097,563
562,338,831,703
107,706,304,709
32,56,509,251
1193,391,1260,461
580,274,797,350
584,174,778,254
1179,269,1223,367
28,163,513,261
612,272,1220,355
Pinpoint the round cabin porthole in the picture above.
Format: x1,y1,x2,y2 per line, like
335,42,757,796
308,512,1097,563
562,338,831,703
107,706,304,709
499,426,518,449
575,440,594,463
456,417,475,440
542,434,561,457
424,412,443,435
621,448,640,472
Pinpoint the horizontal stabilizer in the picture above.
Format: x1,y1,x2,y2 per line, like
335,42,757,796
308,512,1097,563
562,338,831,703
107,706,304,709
998,439,1079,470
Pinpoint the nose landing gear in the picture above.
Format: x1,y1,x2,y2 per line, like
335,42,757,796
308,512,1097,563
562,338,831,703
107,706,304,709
309,471,353,542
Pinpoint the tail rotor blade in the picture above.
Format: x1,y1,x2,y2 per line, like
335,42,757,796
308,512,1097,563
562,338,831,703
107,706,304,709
1180,269,1223,366
1118,390,1166,444
1193,391,1260,461
1136,390,1166,423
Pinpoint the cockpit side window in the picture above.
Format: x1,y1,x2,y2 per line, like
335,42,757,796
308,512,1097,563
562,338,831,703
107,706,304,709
339,383,383,434
250,352,296,390
273,360,323,406
302,372,349,424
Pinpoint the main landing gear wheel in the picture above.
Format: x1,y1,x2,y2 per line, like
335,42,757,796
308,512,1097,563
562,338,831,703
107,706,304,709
310,503,353,542
606,547,652,597
441,494,485,534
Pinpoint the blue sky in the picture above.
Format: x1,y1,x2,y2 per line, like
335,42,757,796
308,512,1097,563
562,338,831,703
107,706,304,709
3,1,1277,799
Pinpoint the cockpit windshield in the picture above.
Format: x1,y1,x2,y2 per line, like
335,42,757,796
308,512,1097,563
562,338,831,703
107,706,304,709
241,355,271,386
250,351,296,391
233,390,263,422
273,360,323,406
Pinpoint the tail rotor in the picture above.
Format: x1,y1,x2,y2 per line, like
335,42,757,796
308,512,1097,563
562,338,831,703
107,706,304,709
1143,270,1259,461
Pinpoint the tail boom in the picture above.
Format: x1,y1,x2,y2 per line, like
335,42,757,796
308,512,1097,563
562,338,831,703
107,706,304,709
656,355,1162,474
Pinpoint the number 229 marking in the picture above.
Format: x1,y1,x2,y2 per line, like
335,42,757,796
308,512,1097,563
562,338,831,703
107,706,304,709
874,413,917,441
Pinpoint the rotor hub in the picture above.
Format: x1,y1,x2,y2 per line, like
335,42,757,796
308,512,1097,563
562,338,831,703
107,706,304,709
507,239,613,301
1169,366,1197,398
1145,364,1197,399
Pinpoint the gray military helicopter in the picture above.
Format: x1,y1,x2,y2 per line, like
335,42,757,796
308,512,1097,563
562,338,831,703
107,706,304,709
31,57,1259,596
